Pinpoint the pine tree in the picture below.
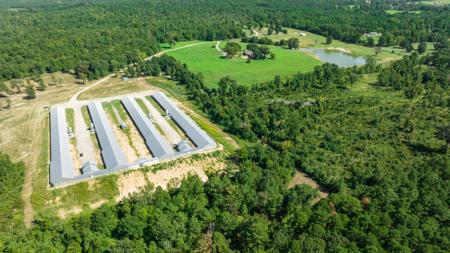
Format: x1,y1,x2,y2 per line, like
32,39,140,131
418,41,427,54
25,85,36,99
37,79,46,91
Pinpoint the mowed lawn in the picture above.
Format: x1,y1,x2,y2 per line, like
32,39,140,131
166,42,321,87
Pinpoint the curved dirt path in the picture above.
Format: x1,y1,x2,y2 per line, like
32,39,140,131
215,41,226,57
69,42,210,104
252,29,260,37
22,42,208,226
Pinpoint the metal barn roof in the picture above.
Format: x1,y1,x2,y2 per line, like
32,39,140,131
151,92,216,149
87,101,128,170
121,96,174,158
50,106,74,186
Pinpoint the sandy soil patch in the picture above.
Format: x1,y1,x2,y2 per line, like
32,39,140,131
127,119,152,158
87,179,97,191
111,122,139,163
70,142,81,176
90,199,107,209
326,47,352,54
288,171,329,203
116,156,224,201
58,206,82,219
117,170,148,200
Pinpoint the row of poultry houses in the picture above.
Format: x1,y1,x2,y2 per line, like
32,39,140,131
49,92,216,187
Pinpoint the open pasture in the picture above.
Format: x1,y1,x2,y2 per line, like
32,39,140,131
166,42,321,87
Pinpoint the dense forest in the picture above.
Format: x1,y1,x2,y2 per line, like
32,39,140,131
0,0,448,80
0,0,449,252
1,34,448,253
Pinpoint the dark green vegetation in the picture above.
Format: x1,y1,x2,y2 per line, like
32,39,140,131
1,41,448,253
0,0,448,81
0,154,25,232
223,42,241,58
245,43,274,60
0,0,449,252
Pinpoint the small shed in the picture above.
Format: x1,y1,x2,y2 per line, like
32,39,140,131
82,161,99,174
176,140,192,152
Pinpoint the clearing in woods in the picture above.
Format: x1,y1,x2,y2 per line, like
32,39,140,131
166,41,321,87
256,27,402,64
0,72,88,226
0,70,238,224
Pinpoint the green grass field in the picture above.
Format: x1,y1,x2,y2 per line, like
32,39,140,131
159,40,202,49
385,10,422,15
166,42,321,87
260,28,401,64
421,0,450,5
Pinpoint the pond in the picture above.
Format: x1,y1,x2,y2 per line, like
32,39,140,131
300,48,367,67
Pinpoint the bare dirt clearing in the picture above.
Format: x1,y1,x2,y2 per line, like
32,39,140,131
79,78,152,100
288,171,329,204
117,156,225,200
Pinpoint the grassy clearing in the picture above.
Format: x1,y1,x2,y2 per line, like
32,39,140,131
106,101,132,137
385,10,422,14
65,108,75,132
421,0,450,5
348,74,409,107
102,102,119,125
79,78,151,100
56,175,118,207
166,41,321,87
135,98,150,114
159,40,202,50
0,71,85,226
30,111,54,217
259,27,401,64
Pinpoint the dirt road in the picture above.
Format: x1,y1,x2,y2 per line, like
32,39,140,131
73,105,97,166
20,41,212,225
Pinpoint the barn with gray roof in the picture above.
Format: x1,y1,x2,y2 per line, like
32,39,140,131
152,92,216,150
50,106,74,186
87,101,128,170
121,96,174,158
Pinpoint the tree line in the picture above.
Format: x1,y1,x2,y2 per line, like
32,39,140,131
3,48,448,251
0,0,448,81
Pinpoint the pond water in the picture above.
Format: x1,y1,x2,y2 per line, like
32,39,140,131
300,48,367,67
